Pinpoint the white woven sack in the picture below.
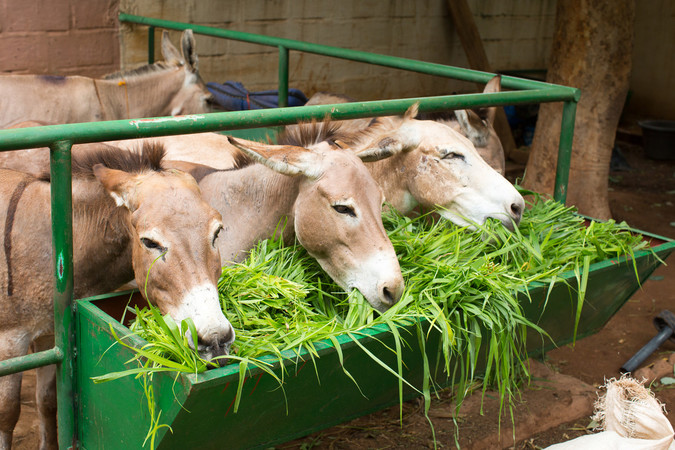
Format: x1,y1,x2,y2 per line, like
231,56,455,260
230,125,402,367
546,376,675,449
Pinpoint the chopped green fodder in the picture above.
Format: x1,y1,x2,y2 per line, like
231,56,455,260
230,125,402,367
93,192,651,445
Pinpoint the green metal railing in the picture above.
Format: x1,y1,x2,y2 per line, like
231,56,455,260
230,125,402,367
0,14,579,448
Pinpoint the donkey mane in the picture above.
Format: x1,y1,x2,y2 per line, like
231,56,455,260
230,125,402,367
416,110,456,122
75,142,166,175
277,119,352,148
417,109,490,122
102,61,176,81
37,143,166,181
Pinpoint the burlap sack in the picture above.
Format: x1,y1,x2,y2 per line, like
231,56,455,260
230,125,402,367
546,376,675,449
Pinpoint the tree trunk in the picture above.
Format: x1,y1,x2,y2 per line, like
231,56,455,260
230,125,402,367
522,0,635,219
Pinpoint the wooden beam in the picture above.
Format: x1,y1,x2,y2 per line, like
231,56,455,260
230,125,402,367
447,0,517,158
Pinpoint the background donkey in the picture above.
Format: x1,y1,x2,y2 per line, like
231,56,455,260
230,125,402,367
0,29,212,129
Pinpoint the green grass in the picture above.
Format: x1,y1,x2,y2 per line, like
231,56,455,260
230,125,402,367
93,192,651,442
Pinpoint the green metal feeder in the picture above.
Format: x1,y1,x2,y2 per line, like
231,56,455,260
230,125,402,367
75,231,672,449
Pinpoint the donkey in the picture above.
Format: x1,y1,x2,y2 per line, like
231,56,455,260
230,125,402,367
306,75,506,174
104,104,521,229
0,144,233,450
177,133,406,313
0,127,405,312
1,103,522,231
0,29,212,129
280,105,522,230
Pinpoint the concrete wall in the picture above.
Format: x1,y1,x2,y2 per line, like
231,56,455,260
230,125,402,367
0,0,120,76
119,0,556,100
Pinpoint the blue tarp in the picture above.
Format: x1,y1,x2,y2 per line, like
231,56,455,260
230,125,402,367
207,81,308,111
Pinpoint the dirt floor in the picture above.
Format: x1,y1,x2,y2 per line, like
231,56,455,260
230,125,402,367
11,134,675,449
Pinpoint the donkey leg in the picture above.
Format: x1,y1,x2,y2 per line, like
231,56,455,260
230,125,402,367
0,331,30,450
33,336,57,450
0,372,22,450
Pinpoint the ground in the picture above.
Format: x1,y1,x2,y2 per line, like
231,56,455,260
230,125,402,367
12,132,675,449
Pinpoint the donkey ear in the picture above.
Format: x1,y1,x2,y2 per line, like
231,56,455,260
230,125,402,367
93,164,139,211
161,30,183,64
181,29,199,73
454,109,489,147
478,75,501,125
404,102,419,120
355,123,421,162
227,137,323,179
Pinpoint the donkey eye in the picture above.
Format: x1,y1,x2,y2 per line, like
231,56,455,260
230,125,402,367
442,151,465,161
212,226,223,246
332,204,356,217
141,237,165,252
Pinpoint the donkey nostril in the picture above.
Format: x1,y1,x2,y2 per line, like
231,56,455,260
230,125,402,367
511,203,522,217
382,287,395,305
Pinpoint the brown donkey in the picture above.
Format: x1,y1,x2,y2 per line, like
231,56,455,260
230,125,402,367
0,129,406,312
0,29,212,129
0,144,233,450
183,133,406,313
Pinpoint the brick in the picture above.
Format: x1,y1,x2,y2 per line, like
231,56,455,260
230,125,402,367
123,0,196,22
72,0,119,29
191,0,241,24
199,53,278,86
5,0,70,32
58,63,120,77
119,26,152,66
288,0,417,21
477,15,555,41
0,35,49,72
240,0,290,22
194,33,230,58
472,0,556,18
47,30,119,73
221,39,275,58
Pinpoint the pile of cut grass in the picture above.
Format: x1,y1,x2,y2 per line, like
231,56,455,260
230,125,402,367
95,192,650,434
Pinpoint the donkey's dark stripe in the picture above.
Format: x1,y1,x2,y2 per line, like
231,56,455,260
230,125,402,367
39,75,67,84
4,177,33,296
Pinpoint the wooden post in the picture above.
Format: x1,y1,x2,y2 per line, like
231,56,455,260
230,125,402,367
446,0,517,158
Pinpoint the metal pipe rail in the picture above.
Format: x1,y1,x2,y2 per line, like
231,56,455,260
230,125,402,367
0,15,579,449
118,13,579,201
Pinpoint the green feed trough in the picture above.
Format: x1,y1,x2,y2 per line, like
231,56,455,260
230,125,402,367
76,234,672,449
0,14,670,450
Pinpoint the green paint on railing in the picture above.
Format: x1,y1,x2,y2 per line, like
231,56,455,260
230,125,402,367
49,140,76,450
119,13,578,96
0,348,63,377
0,90,573,152
278,45,289,108
554,101,579,203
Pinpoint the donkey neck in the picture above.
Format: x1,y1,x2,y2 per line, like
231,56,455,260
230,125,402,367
199,165,301,263
351,119,421,215
96,67,185,119
363,154,418,214
70,178,134,297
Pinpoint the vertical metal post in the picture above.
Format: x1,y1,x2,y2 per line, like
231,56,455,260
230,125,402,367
148,26,155,64
50,140,77,449
553,100,578,204
278,45,289,108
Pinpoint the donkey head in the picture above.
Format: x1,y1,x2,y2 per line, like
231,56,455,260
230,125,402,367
161,29,214,116
359,104,524,230
94,163,233,363
228,137,405,313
